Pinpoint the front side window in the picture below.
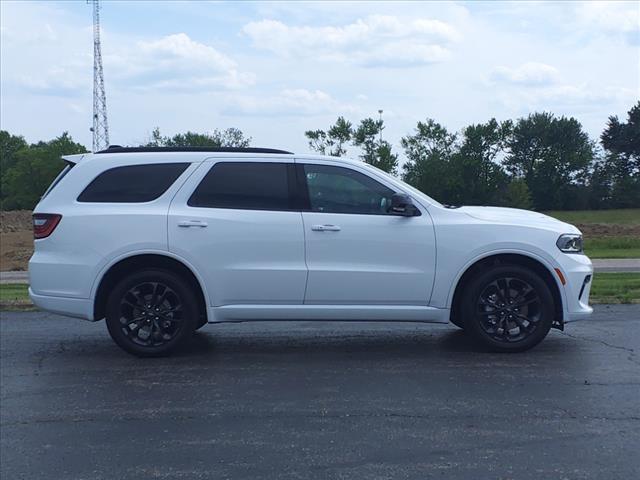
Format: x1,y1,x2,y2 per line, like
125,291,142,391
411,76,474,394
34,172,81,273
188,162,292,210
303,164,395,215
77,163,189,203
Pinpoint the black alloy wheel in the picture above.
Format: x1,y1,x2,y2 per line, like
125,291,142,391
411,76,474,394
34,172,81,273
105,269,197,357
460,264,554,352
118,282,185,348
476,276,542,343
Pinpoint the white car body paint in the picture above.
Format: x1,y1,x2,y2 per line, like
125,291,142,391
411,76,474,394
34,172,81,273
29,151,593,327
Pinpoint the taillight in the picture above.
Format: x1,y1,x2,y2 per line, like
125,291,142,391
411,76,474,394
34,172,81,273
33,214,62,239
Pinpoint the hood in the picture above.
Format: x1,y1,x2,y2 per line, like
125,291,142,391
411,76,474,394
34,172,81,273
458,206,580,233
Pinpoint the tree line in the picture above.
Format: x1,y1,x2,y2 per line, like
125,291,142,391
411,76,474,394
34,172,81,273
0,102,638,211
304,102,639,211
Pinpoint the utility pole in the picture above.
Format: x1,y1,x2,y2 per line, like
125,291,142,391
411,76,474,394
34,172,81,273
378,109,383,142
90,0,109,151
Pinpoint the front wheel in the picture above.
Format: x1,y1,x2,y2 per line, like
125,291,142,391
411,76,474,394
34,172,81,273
105,269,198,357
460,264,555,352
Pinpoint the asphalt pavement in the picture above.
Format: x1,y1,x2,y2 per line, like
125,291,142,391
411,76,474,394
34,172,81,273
1,307,639,479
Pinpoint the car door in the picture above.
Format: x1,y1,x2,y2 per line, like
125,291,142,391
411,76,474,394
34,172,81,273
168,157,307,306
298,160,436,306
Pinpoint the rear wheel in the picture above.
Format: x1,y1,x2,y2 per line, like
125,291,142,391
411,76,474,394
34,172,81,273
105,269,197,357
460,264,554,352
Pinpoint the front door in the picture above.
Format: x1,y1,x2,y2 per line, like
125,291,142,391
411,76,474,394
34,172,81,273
298,161,436,306
169,158,307,306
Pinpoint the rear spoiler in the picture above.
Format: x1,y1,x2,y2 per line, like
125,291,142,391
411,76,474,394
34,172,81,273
61,154,87,164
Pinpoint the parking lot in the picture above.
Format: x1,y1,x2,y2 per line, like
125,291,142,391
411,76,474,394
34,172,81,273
1,306,639,479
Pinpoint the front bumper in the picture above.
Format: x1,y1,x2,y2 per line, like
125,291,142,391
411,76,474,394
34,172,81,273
556,253,593,323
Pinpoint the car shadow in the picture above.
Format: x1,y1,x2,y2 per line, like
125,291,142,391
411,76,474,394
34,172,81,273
171,324,496,358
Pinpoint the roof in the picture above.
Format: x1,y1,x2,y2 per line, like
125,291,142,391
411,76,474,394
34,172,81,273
95,146,293,155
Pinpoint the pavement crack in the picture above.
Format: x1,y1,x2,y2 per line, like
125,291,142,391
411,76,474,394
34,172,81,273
560,331,636,355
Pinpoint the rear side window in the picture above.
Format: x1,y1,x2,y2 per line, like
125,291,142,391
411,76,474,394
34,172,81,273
77,163,189,203
188,162,292,210
42,162,74,199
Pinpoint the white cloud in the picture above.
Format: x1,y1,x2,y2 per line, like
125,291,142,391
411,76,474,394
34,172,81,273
2,12,254,96
106,33,254,91
496,82,636,113
490,62,560,86
222,89,358,117
531,84,636,106
242,15,461,67
576,1,640,36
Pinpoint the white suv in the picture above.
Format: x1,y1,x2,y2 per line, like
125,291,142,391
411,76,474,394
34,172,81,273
29,147,593,356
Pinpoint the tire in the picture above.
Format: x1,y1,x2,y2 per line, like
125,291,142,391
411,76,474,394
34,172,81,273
450,312,465,330
105,269,198,357
459,264,554,352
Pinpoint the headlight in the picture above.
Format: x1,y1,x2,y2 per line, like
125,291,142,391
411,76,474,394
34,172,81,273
556,234,583,253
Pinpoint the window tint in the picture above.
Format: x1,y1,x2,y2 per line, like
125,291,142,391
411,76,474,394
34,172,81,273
188,162,292,210
77,163,188,203
304,164,395,215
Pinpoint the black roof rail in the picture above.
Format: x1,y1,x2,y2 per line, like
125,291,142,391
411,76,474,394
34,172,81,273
95,146,294,155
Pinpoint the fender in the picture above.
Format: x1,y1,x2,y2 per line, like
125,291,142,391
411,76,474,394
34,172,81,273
444,247,568,316
88,248,211,319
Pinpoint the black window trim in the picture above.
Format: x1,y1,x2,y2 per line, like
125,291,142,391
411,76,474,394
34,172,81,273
77,162,190,204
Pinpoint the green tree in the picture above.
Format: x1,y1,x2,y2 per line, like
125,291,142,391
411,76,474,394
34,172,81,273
600,102,640,208
586,158,613,209
401,119,459,204
1,132,87,210
0,131,29,205
146,127,251,148
453,118,511,205
503,178,532,209
504,112,595,210
352,118,398,173
0,130,28,173
305,116,353,156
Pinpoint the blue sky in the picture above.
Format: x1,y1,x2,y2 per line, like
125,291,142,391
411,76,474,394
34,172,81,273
1,1,638,154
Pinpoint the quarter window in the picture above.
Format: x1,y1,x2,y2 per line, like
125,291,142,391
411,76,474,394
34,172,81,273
303,164,395,215
77,163,189,203
188,162,292,210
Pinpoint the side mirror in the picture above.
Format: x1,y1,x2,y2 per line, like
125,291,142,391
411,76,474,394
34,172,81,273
389,193,419,217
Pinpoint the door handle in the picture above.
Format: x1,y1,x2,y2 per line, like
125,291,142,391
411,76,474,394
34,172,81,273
178,220,208,228
311,224,341,232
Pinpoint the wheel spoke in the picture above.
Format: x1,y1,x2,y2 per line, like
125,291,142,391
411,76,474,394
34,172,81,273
124,315,146,326
118,281,184,348
158,312,181,323
476,275,542,343
496,278,509,303
512,296,538,309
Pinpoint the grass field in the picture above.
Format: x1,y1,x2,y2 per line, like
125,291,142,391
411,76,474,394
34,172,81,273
545,208,640,225
0,283,35,310
584,236,640,259
590,273,640,304
544,209,640,259
1,274,639,311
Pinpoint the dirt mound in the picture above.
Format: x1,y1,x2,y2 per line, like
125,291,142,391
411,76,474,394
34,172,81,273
0,210,32,233
1,211,33,270
577,223,640,237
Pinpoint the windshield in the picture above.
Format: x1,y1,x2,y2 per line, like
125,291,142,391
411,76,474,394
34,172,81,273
359,163,444,208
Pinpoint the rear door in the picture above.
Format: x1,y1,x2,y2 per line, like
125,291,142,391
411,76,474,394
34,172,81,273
298,160,436,306
169,157,307,306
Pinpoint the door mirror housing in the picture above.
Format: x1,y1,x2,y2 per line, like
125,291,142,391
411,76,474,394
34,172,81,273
389,193,420,217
